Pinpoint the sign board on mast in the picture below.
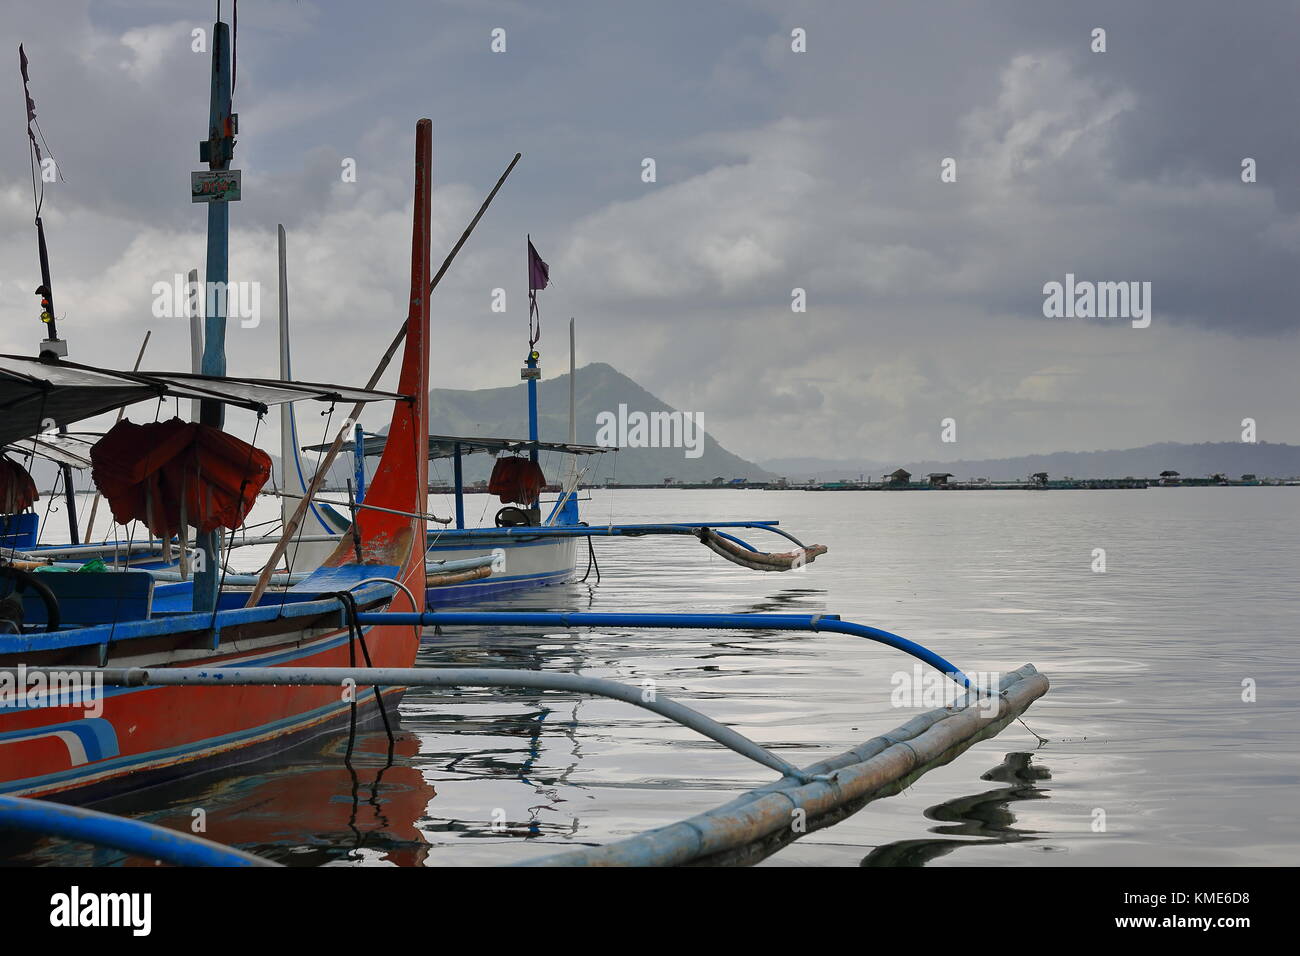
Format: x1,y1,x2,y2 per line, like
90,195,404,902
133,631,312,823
191,169,241,203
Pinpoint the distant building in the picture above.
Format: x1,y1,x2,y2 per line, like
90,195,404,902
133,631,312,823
887,468,912,487
1241,474,1257,482
1159,470,1181,486
1030,471,1049,486
927,472,953,487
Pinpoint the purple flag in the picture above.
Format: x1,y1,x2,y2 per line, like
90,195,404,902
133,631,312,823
528,237,549,292
527,236,549,347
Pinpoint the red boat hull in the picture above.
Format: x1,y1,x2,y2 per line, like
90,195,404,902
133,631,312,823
0,621,418,803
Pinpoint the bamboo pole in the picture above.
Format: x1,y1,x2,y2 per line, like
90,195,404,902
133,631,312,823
82,330,151,544
244,150,523,607
523,664,1049,867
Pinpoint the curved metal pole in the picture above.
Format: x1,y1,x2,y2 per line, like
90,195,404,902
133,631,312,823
711,529,760,553
0,795,278,867
65,666,823,784
422,522,808,549
358,611,972,687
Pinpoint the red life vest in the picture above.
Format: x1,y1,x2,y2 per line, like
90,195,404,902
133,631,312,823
487,455,545,505
0,456,38,513
90,418,272,538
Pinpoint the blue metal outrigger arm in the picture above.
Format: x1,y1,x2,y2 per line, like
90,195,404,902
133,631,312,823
355,609,973,688
424,520,807,551
0,795,276,867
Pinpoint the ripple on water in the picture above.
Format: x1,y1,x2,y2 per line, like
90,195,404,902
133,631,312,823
23,487,1297,867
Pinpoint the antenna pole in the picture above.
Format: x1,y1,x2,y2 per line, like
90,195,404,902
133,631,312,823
31,217,81,544
194,18,235,613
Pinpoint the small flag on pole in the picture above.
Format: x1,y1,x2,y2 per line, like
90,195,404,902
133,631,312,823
528,237,549,292
18,45,42,162
527,235,549,347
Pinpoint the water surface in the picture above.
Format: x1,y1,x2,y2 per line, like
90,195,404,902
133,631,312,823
12,487,1299,866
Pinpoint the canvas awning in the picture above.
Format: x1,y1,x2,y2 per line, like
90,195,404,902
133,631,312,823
3,431,98,469
302,433,615,460
0,354,408,448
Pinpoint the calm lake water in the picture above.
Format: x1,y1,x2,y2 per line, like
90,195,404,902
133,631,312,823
11,487,1300,866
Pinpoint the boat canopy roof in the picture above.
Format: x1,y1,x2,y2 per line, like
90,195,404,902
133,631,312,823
303,433,615,460
0,354,408,448
3,431,98,469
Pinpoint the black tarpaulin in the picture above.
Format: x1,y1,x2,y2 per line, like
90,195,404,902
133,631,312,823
0,355,408,448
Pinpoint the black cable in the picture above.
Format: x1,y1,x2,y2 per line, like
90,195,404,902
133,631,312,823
332,590,394,748
581,534,600,584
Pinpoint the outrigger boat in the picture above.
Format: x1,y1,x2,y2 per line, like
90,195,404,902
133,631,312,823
0,17,435,801
288,252,829,604
6,27,824,605
1,15,1049,865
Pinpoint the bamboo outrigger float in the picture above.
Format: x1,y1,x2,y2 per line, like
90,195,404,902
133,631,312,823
1,660,1046,865
525,665,1049,866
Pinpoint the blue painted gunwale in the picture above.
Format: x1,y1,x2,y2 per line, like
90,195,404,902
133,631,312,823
0,569,398,655
0,622,374,713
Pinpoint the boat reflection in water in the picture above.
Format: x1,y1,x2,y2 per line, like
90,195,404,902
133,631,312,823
406,624,590,844
2,614,595,866
861,752,1052,867
4,724,437,867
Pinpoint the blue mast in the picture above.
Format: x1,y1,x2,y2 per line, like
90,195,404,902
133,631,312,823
524,349,540,522
523,235,547,522
194,19,235,613
353,423,366,504
526,350,540,458
452,442,465,529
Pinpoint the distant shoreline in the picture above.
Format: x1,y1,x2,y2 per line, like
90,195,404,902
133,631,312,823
412,477,1298,493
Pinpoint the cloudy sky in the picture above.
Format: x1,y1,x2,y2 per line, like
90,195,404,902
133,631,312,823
2,0,1298,464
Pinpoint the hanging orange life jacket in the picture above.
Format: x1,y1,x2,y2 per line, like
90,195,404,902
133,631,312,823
90,418,272,538
487,455,545,505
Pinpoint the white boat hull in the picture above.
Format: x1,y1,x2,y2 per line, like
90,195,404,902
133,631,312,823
424,533,578,604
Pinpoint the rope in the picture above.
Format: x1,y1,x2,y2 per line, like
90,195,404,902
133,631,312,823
332,590,394,749
580,534,600,584
275,403,336,617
